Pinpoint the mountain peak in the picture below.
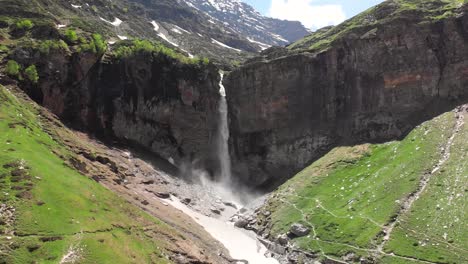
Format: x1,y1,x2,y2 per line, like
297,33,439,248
184,0,311,48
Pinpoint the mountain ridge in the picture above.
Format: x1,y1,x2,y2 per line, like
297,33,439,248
183,0,312,49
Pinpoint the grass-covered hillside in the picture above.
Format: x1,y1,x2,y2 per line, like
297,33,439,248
289,0,468,51
0,85,179,263
259,106,467,263
0,0,253,65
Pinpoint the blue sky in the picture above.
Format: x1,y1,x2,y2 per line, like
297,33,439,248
242,0,385,29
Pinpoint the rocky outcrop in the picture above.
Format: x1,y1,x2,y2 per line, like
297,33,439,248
87,54,221,169
225,9,468,187
12,48,221,174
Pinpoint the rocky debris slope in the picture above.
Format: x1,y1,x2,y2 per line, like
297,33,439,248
225,1,468,187
0,84,230,263
184,0,311,49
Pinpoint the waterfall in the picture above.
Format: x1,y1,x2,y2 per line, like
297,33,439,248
217,72,232,183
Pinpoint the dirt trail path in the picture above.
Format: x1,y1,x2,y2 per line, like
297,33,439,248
376,104,467,255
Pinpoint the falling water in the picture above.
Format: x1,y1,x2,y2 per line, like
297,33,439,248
217,72,232,183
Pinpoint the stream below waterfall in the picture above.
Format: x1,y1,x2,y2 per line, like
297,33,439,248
158,71,279,263
163,72,278,263
166,195,279,264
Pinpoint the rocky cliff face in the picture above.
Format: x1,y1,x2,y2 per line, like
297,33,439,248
225,6,468,187
12,48,221,173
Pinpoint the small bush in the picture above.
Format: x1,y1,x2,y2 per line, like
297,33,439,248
78,34,106,54
6,60,20,76
24,65,39,84
15,19,33,30
92,34,106,54
65,29,78,43
112,39,210,66
38,40,69,54
0,44,8,53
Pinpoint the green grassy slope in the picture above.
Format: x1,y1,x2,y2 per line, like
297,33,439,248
289,0,468,52
0,85,171,263
260,107,467,263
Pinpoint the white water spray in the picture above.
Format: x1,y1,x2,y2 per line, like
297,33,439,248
217,72,232,184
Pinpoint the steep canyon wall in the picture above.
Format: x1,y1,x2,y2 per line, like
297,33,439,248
225,12,468,187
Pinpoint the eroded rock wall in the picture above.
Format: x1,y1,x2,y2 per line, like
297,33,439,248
13,49,220,172
225,13,468,187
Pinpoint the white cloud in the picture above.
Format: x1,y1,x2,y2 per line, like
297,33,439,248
268,0,346,30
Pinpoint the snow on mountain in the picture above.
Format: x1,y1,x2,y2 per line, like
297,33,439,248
183,0,311,48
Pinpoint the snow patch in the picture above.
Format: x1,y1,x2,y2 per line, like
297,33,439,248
71,4,81,8
181,49,194,58
172,25,191,34
247,37,271,50
117,35,128,40
171,28,183,34
99,17,123,27
211,39,241,52
271,33,288,43
158,33,179,47
56,24,67,29
150,21,159,31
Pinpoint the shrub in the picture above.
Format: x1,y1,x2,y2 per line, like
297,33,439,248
65,29,78,43
15,19,33,30
112,39,209,66
78,34,106,54
0,44,8,53
38,40,69,54
199,57,210,65
92,34,106,54
6,60,20,76
24,65,39,84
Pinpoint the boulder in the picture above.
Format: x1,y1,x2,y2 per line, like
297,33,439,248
182,198,191,205
234,217,249,228
290,223,310,237
210,207,221,215
277,234,289,246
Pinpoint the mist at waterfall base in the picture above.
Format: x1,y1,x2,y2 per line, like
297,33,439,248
179,72,259,206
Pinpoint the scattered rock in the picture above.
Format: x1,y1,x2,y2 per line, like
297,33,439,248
223,201,237,209
181,198,191,205
141,200,149,205
290,223,310,237
258,237,286,255
39,236,63,242
277,234,289,246
155,192,170,199
27,244,41,252
141,179,155,185
210,207,221,215
234,217,249,228
91,175,102,182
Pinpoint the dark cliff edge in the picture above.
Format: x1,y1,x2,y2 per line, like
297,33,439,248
225,4,468,189
11,47,222,175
